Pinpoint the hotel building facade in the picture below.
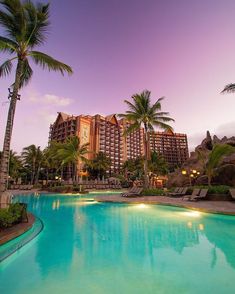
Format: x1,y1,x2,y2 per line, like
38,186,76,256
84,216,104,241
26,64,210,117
49,112,189,175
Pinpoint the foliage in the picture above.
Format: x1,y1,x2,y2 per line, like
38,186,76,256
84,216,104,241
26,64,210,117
0,203,24,228
40,141,65,181
56,136,89,181
119,90,174,188
221,83,235,94
85,152,111,179
112,174,131,188
47,185,73,193
0,0,73,87
122,156,144,180
141,188,166,196
148,151,168,176
21,145,43,184
0,0,72,193
188,185,231,195
47,184,87,193
72,185,86,193
205,144,235,185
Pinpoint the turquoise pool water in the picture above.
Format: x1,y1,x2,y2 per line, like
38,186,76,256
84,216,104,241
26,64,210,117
0,193,235,294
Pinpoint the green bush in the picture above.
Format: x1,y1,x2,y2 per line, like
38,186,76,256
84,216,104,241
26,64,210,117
33,183,42,189
8,203,23,220
47,185,73,193
0,209,15,228
73,185,86,192
187,185,231,195
141,188,166,196
0,203,24,228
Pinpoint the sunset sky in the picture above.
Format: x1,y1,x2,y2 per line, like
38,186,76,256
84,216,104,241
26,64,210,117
0,0,235,153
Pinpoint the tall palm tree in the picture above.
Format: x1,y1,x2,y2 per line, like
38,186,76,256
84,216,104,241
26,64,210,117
119,90,174,188
206,144,235,186
0,0,73,194
57,137,89,182
21,144,43,185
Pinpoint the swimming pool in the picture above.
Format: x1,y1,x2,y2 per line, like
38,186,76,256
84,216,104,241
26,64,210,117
0,193,235,293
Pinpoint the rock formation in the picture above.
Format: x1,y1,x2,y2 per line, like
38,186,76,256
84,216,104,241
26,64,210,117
167,131,235,187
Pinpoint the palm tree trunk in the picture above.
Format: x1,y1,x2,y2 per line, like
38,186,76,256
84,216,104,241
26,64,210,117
208,173,212,187
143,126,149,189
76,161,79,183
46,168,49,184
0,60,23,196
60,165,63,180
32,159,36,185
35,163,41,184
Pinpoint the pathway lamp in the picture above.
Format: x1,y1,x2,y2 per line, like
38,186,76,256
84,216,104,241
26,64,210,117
181,169,198,186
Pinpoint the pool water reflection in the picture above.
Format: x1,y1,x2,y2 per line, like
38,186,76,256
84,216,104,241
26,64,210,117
0,193,235,294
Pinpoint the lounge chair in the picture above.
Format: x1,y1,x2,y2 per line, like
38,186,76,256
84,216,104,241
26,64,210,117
121,187,137,197
229,189,235,200
122,187,143,197
168,187,180,196
169,187,184,197
189,189,208,201
182,188,200,200
169,187,188,197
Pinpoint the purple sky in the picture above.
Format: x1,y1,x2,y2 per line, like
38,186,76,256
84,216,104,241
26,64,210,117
0,0,235,153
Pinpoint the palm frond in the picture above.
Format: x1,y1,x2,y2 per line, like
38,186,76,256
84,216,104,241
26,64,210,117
206,144,235,170
153,115,175,123
123,122,140,136
0,36,17,53
0,0,26,43
29,51,73,75
151,97,164,112
123,99,139,113
221,83,235,94
19,58,33,88
153,121,174,132
24,2,50,47
0,58,14,77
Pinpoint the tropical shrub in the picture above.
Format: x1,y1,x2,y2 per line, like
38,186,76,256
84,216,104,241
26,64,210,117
47,185,73,193
0,203,24,228
0,209,15,228
187,185,231,195
141,188,166,196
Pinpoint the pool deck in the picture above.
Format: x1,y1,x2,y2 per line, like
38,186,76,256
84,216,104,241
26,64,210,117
0,213,35,245
2,189,235,215
96,195,235,215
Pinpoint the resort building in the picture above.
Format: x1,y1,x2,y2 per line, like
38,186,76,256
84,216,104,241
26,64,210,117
149,130,189,171
49,112,189,176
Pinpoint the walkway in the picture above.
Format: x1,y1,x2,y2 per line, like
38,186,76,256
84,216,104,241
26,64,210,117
96,195,235,215
0,213,35,245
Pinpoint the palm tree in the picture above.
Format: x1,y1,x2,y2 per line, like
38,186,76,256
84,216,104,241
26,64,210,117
41,145,61,183
21,144,43,185
0,0,73,194
8,150,23,183
206,144,235,186
57,137,89,182
86,152,111,179
122,157,144,180
148,151,168,176
119,90,174,188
